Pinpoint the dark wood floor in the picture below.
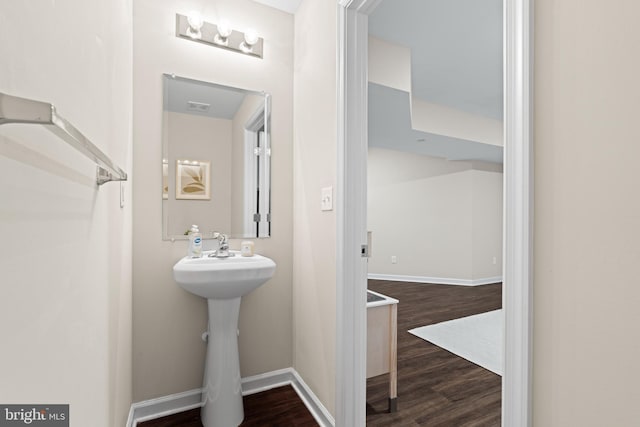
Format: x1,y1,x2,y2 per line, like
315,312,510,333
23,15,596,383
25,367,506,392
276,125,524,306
138,281,501,427
366,279,502,427
137,384,318,427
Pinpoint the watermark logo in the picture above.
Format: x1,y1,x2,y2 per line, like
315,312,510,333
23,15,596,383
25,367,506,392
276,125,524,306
0,405,68,426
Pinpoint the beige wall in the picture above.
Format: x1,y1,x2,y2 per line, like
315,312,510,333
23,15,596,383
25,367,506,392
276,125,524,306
367,148,502,281
165,112,232,236
534,0,640,425
133,0,294,402
293,0,337,416
0,1,132,425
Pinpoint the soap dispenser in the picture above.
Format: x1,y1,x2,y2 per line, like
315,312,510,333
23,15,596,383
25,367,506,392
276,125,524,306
188,224,202,258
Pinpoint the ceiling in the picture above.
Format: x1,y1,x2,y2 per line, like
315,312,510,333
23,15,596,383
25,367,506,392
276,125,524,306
368,0,504,163
252,0,302,14
369,0,503,121
164,76,247,119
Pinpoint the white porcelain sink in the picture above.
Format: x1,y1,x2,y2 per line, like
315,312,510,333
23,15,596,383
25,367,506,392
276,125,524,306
172,250,276,427
173,251,276,299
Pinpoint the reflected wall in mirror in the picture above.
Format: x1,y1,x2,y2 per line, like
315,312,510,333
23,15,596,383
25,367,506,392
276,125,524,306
162,74,271,240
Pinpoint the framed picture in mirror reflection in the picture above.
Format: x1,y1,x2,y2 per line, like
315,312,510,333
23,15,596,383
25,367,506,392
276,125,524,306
175,160,211,200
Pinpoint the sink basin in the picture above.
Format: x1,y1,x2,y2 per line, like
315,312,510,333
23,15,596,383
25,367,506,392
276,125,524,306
172,250,276,427
173,251,276,299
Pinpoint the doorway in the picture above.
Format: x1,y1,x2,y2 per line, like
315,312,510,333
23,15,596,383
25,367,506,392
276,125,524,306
365,1,504,423
335,0,533,426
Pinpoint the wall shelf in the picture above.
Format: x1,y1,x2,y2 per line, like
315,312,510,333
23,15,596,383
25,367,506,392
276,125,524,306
0,92,127,186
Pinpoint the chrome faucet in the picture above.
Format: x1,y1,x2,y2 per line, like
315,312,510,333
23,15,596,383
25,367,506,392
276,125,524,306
211,232,231,258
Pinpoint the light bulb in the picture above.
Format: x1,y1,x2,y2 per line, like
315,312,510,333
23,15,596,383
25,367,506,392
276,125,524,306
244,29,259,46
213,20,232,45
187,11,203,29
186,11,203,39
217,20,232,38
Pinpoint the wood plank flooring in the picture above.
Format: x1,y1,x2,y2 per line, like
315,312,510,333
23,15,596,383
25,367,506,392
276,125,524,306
137,385,318,427
366,279,502,427
137,280,500,427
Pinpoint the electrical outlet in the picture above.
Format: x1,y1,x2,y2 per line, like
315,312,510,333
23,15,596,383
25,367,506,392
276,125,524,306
391,255,397,264
492,256,497,265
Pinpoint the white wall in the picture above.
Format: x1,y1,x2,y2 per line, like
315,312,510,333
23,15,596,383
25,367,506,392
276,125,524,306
293,0,337,416
471,169,503,279
534,0,640,425
0,1,132,426
368,36,411,92
367,148,502,282
132,0,294,402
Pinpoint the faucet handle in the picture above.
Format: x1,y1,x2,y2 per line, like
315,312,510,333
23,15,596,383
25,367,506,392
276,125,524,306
213,232,228,243
211,232,231,257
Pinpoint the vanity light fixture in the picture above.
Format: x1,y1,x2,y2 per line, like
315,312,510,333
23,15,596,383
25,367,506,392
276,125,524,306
175,13,264,59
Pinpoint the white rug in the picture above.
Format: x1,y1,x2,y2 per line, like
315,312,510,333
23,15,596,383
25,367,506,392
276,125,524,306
408,309,503,376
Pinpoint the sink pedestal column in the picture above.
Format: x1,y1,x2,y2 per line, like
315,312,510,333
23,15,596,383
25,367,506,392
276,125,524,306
201,297,243,427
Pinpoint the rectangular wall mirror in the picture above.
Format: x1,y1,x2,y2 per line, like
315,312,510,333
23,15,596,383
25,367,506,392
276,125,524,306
162,74,271,240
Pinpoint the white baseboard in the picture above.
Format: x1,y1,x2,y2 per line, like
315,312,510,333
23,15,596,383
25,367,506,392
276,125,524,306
126,388,204,426
127,368,334,427
368,273,502,286
288,370,335,427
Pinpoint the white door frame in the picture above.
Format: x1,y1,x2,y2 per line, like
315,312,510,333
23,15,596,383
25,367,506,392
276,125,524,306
335,0,533,426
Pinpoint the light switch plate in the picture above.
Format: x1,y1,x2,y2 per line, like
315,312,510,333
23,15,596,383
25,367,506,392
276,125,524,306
321,186,333,211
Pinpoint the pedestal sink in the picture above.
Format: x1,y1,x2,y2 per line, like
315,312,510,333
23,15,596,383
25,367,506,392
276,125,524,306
173,251,276,427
